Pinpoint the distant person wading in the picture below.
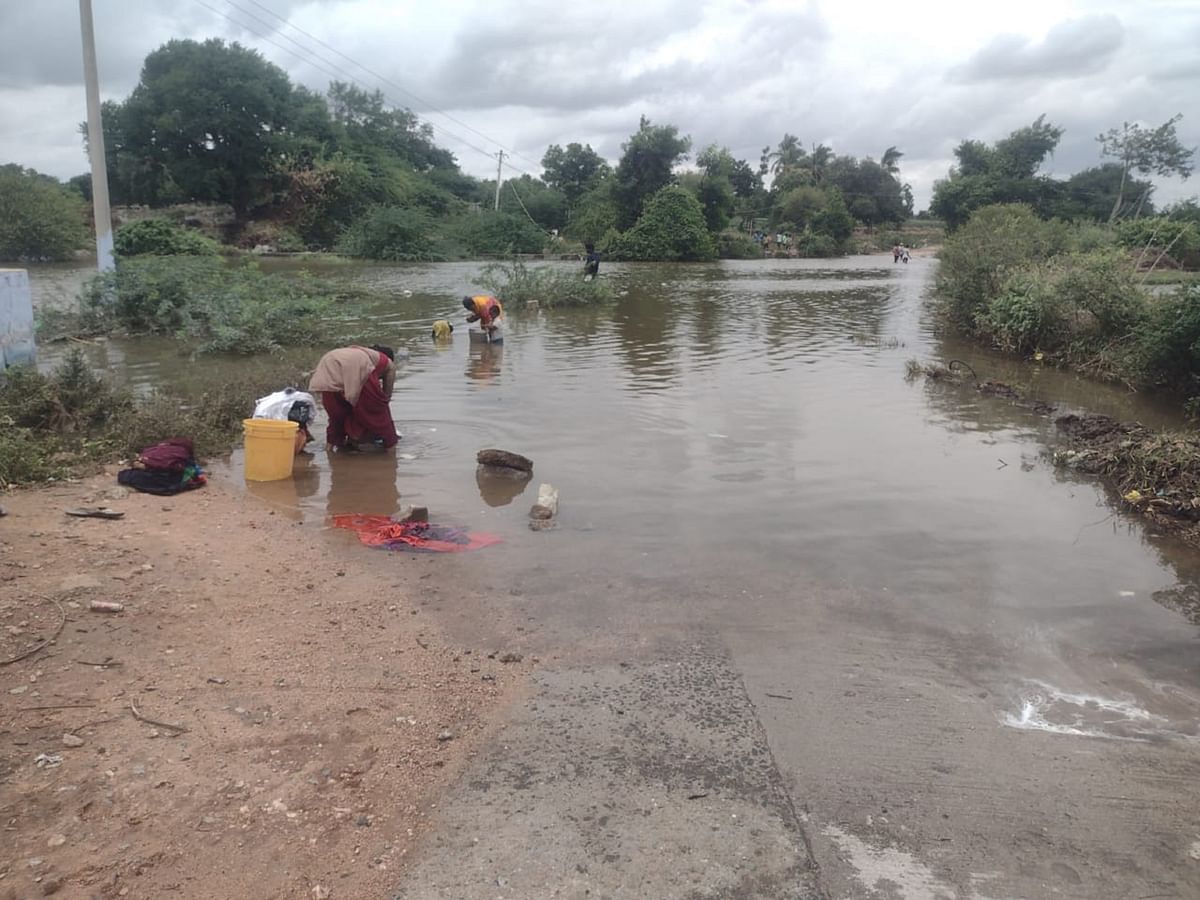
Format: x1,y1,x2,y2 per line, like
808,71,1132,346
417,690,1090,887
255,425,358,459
308,344,400,451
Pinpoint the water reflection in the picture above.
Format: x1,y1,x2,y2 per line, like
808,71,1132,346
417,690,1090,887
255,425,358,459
465,343,503,384
324,446,400,517
476,466,532,507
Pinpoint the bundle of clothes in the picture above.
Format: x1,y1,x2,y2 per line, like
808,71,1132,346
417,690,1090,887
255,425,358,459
117,438,207,496
253,387,318,453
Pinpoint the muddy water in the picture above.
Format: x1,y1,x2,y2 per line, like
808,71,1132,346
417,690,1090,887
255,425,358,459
32,257,1200,691
31,255,1200,894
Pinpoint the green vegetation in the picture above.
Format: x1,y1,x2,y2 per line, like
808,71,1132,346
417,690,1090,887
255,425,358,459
937,203,1200,394
478,260,614,309
114,218,220,256
0,350,307,486
55,257,337,354
608,186,717,262
931,114,1194,231
0,165,89,261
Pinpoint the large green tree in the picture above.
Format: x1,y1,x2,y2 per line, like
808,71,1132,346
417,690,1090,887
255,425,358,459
611,117,691,229
541,143,610,207
104,39,312,214
930,115,1065,229
0,165,89,261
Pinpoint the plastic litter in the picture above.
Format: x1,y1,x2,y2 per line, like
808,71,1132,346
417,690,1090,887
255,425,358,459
35,753,63,769
253,388,317,425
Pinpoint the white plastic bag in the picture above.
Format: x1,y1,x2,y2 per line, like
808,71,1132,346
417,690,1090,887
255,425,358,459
253,387,317,422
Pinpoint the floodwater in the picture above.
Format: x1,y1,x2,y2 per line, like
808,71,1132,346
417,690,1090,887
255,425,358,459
28,256,1200,897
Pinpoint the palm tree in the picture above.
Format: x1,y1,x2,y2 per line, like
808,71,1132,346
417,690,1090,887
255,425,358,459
881,146,904,175
810,143,832,184
770,133,805,176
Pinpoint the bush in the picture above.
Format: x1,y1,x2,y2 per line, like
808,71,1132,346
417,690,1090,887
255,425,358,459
608,185,717,261
0,165,89,261
0,351,309,485
336,206,444,261
1133,283,1200,388
718,232,764,259
79,256,334,353
454,211,546,256
1116,217,1200,269
937,204,1073,325
976,271,1070,354
477,260,613,308
113,218,220,256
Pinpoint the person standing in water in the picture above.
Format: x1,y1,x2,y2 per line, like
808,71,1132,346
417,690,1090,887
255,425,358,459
308,344,399,450
583,243,601,280
463,294,503,341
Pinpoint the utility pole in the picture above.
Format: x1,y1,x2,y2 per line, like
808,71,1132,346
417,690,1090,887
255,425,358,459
79,0,114,273
493,150,504,211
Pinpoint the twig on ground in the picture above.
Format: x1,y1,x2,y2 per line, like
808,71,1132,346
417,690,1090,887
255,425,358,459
765,693,794,700
0,599,66,666
18,702,97,711
74,658,123,668
129,698,190,734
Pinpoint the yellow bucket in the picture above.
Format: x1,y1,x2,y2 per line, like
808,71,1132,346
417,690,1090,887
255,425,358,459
243,418,298,481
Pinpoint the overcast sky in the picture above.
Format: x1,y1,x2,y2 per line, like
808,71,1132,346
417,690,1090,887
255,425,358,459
1,0,1197,210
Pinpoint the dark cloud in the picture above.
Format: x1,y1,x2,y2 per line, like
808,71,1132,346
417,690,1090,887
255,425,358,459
950,15,1124,83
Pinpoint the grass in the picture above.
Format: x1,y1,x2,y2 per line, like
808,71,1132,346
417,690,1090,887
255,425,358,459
0,350,308,487
477,259,614,309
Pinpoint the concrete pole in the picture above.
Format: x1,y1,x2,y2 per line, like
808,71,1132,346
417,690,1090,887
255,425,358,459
493,150,504,211
79,0,115,273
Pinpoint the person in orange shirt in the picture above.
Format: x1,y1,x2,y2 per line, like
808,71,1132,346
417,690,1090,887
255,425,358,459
463,294,503,342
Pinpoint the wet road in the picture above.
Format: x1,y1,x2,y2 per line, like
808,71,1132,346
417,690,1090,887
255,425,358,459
31,256,1200,898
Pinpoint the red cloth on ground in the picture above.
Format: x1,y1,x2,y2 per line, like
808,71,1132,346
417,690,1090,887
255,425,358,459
138,438,195,472
321,355,397,448
332,515,501,553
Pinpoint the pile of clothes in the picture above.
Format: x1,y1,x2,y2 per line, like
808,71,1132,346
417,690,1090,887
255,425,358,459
332,514,501,553
254,388,318,452
117,438,207,496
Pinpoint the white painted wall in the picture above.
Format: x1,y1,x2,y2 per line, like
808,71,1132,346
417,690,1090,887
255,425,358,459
0,268,36,368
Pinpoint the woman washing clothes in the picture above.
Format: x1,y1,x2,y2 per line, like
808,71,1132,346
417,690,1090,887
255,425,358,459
309,344,400,450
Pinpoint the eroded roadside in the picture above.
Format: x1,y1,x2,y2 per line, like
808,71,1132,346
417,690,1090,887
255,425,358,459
0,474,526,899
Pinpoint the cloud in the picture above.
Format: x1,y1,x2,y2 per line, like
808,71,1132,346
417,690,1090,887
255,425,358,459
1,0,1196,210
950,15,1124,83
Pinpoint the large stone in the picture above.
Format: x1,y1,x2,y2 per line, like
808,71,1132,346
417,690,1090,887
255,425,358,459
476,449,533,473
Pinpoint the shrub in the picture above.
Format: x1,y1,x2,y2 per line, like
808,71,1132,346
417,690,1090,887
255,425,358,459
608,185,717,261
79,257,334,353
0,351,309,484
0,165,89,261
477,260,613,308
454,211,546,256
336,206,444,261
113,218,220,256
718,232,764,259
1116,217,1200,269
976,270,1070,354
1133,283,1200,388
937,204,1072,325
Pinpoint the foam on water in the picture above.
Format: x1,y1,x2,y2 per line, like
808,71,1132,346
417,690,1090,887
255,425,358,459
1002,680,1175,741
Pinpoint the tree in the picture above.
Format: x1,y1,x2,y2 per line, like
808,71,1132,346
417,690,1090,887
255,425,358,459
1055,164,1155,221
930,116,1065,229
327,81,454,172
541,143,610,207
881,146,903,175
824,155,907,225
1098,115,1195,223
769,134,805,176
105,39,310,214
497,175,568,231
0,165,89,261
611,185,716,261
611,117,691,229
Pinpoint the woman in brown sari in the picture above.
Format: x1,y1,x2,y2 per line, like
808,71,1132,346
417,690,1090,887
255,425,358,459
308,344,399,450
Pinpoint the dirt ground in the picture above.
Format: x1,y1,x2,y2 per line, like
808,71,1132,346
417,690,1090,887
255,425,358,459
0,472,525,899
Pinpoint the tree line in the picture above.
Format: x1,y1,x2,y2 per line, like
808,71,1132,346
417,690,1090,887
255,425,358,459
1,37,1195,263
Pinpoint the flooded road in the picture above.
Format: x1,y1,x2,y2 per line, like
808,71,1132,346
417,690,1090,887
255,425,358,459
31,256,1200,898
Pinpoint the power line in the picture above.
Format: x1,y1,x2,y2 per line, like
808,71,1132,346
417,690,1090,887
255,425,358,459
191,0,506,166
240,0,547,173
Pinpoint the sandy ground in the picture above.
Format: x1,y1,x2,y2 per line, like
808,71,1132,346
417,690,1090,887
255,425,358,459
0,473,524,900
